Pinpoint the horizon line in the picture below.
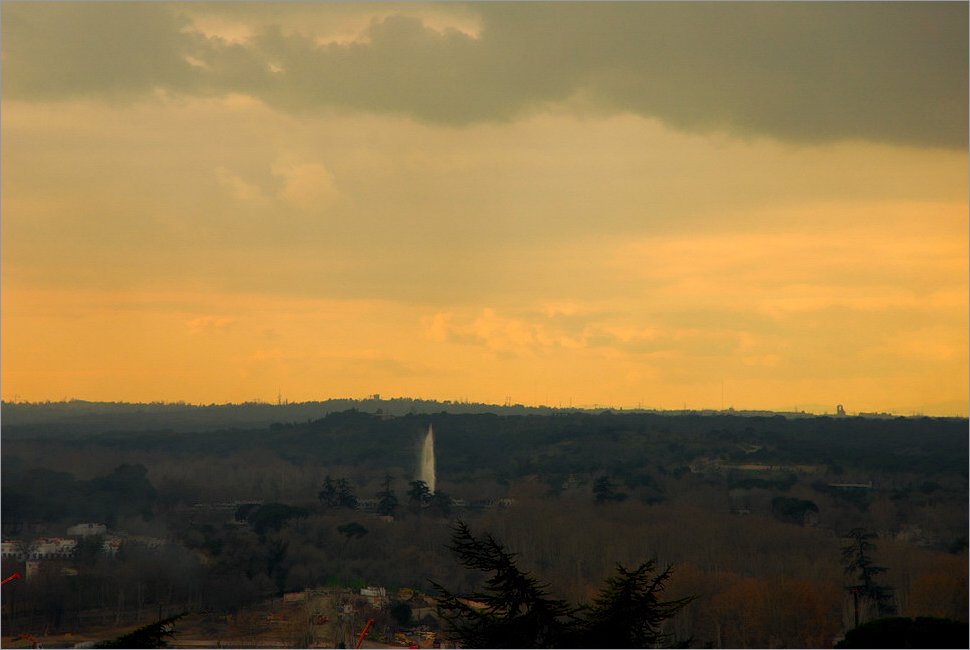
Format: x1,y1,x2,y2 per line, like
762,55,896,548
1,396,965,419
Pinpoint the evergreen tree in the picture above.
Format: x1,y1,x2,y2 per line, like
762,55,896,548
95,613,184,648
574,561,693,648
593,476,627,503
842,528,895,623
431,521,577,648
377,473,399,517
318,476,339,508
429,490,452,518
408,480,432,510
336,478,358,510
432,521,692,648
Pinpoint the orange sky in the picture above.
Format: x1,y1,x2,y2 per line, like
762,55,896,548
2,3,967,415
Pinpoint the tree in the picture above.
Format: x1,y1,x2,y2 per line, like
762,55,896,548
337,522,369,540
336,478,358,510
770,496,819,526
336,522,369,554
430,521,577,648
377,473,399,517
265,537,290,593
575,561,694,648
408,480,432,511
593,476,627,503
242,503,308,538
89,463,157,522
842,528,895,625
835,616,968,649
390,601,413,627
320,476,357,510
431,521,692,648
428,490,452,518
318,476,339,508
95,613,185,648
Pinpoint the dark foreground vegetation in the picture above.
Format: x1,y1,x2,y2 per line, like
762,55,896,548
1,401,967,647
432,521,692,648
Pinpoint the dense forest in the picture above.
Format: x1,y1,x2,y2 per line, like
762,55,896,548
1,401,967,647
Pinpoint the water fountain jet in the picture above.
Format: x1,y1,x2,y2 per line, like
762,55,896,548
418,424,436,494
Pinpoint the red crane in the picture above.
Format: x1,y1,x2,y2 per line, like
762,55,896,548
354,618,375,649
1,572,21,585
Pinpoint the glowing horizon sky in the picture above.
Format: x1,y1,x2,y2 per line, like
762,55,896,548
2,3,967,415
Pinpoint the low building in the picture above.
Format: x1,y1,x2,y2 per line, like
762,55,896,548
361,586,388,608
358,498,380,512
2,538,77,560
1,541,19,559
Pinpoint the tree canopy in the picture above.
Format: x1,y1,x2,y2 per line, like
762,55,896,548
431,521,692,648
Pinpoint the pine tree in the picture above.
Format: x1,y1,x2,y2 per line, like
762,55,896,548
377,473,399,517
593,476,627,503
574,561,693,648
842,528,895,623
430,521,577,648
95,613,185,648
318,476,339,508
408,480,432,511
336,478,358,510
431,521,692,648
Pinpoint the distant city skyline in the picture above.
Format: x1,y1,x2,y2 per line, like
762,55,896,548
2,3,967,416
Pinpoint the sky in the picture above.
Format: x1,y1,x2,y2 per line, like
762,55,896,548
1,2,967,415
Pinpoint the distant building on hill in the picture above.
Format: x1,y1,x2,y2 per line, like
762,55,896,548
67,523,107,537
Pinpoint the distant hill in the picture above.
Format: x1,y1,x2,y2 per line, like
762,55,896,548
0,398,560,436
0,398,940,438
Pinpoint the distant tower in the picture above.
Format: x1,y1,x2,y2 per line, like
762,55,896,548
836,404,846,417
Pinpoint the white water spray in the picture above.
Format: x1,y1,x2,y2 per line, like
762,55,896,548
419,424,436,494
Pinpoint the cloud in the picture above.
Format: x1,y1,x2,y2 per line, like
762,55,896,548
186,315,236,335
272,161,338,211
1,3,204,100
422,307,750,360
215,166,268,203
2,3,965,147
424,307,586,354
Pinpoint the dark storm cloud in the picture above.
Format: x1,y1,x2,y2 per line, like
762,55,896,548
1,3,206,99
3,2,966,148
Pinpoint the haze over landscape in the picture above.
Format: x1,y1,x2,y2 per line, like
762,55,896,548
2,2,967,413
1,5,969,649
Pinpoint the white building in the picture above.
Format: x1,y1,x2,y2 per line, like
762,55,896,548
1,538,77,560
360,586,388,608
67,523,107,537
